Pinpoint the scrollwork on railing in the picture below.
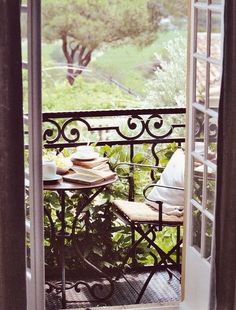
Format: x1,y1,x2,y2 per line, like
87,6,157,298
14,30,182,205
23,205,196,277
117,115,145,140
43,119,62,144
42,108,186,148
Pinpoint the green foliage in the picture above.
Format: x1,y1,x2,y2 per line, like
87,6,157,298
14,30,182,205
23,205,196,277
92,31,181,94
42,0,161,48
42,74,135,111
44,143,182,272
38,32,187,112
42,0,163,84
143,34,187,107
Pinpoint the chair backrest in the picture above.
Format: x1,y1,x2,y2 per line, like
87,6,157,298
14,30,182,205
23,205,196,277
145,148,185,217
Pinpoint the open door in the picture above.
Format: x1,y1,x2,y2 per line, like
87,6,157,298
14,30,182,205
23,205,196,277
21,1,45,309
181,0,224,309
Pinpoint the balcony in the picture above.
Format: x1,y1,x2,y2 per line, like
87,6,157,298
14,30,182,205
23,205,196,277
41,107,186,309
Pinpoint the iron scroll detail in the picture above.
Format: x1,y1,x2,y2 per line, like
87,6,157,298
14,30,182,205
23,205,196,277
42,108,186,147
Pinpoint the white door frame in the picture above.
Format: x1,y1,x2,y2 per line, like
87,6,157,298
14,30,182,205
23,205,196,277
21,1,45,309
181,0,224,309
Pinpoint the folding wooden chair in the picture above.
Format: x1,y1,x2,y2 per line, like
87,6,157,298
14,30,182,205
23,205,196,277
111,149,184,303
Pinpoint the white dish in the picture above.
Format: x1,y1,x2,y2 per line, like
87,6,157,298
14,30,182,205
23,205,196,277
43,175,62,182
71,152,99,161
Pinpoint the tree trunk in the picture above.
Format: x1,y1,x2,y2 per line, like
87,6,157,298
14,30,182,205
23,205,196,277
61,36,93,85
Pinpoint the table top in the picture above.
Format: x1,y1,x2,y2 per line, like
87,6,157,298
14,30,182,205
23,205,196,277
43,176,118,191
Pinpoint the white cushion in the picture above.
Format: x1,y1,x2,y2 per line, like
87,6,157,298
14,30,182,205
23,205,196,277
145,148,185,217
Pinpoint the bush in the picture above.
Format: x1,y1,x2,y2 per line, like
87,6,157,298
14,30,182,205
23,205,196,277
42,74,137,111
143,34,187,107
44,143,181,273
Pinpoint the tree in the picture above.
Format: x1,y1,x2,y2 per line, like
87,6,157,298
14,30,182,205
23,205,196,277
42,0,163,84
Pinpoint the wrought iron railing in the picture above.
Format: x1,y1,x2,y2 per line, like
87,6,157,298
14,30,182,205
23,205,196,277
42,107,186,165
42,107,186,281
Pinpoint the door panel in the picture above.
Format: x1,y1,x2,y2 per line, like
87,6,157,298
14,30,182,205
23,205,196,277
181,0,224,309
21,1,45,309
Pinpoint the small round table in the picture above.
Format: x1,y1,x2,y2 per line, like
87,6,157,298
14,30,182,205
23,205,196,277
44,176,117,309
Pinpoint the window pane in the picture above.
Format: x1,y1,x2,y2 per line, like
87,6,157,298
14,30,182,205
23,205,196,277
21,12,28,63
204,216,213,261
195,59,207,105
209,63,221,110
196,9,207,55
23,70,29,113
210,12,221,60
210,0,222,3
207,116,218,161
192,158,204,205
206,166,216,214
193,108,205,156
192,205,202,252
26,232,31,268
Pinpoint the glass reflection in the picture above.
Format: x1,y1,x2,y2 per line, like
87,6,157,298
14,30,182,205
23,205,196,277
193,108,205,156
21,11,28,63
192,206,202,252
207,116,218,160
196,8,207,55
206,166,216,214
192,158,204,205
210,0,221,3
26,232,31,268
209,63,221,110
195,59,206,105
210,12,221,60
204,216,213,261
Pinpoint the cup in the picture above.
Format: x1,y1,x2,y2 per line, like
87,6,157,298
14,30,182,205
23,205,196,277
43,160,57,180
76,145,94,154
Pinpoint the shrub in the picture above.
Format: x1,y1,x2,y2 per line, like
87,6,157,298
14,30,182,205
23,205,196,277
143,34,187,107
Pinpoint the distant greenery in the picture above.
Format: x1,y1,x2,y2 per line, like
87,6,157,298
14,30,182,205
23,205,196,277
143,34,187,107
42,0,163,85
41,75,135,111
31,31,186,111
92,31,184,95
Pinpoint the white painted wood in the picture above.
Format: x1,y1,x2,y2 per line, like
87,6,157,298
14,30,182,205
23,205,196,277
180,249,211,310
181,0,224,309
22,1,45,310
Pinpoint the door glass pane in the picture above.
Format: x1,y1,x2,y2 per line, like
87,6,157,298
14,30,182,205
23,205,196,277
210,0,222,3
209,63,221,110
206,166,216,214
21,12,28,63
210,12,221,60
196,9,207,55
26,232,31,268
195,59,207,105
193,158,204,205
204,216,213,261
23,70,29,113
193,108,205,156
207,116,218,161
192,205,202,252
